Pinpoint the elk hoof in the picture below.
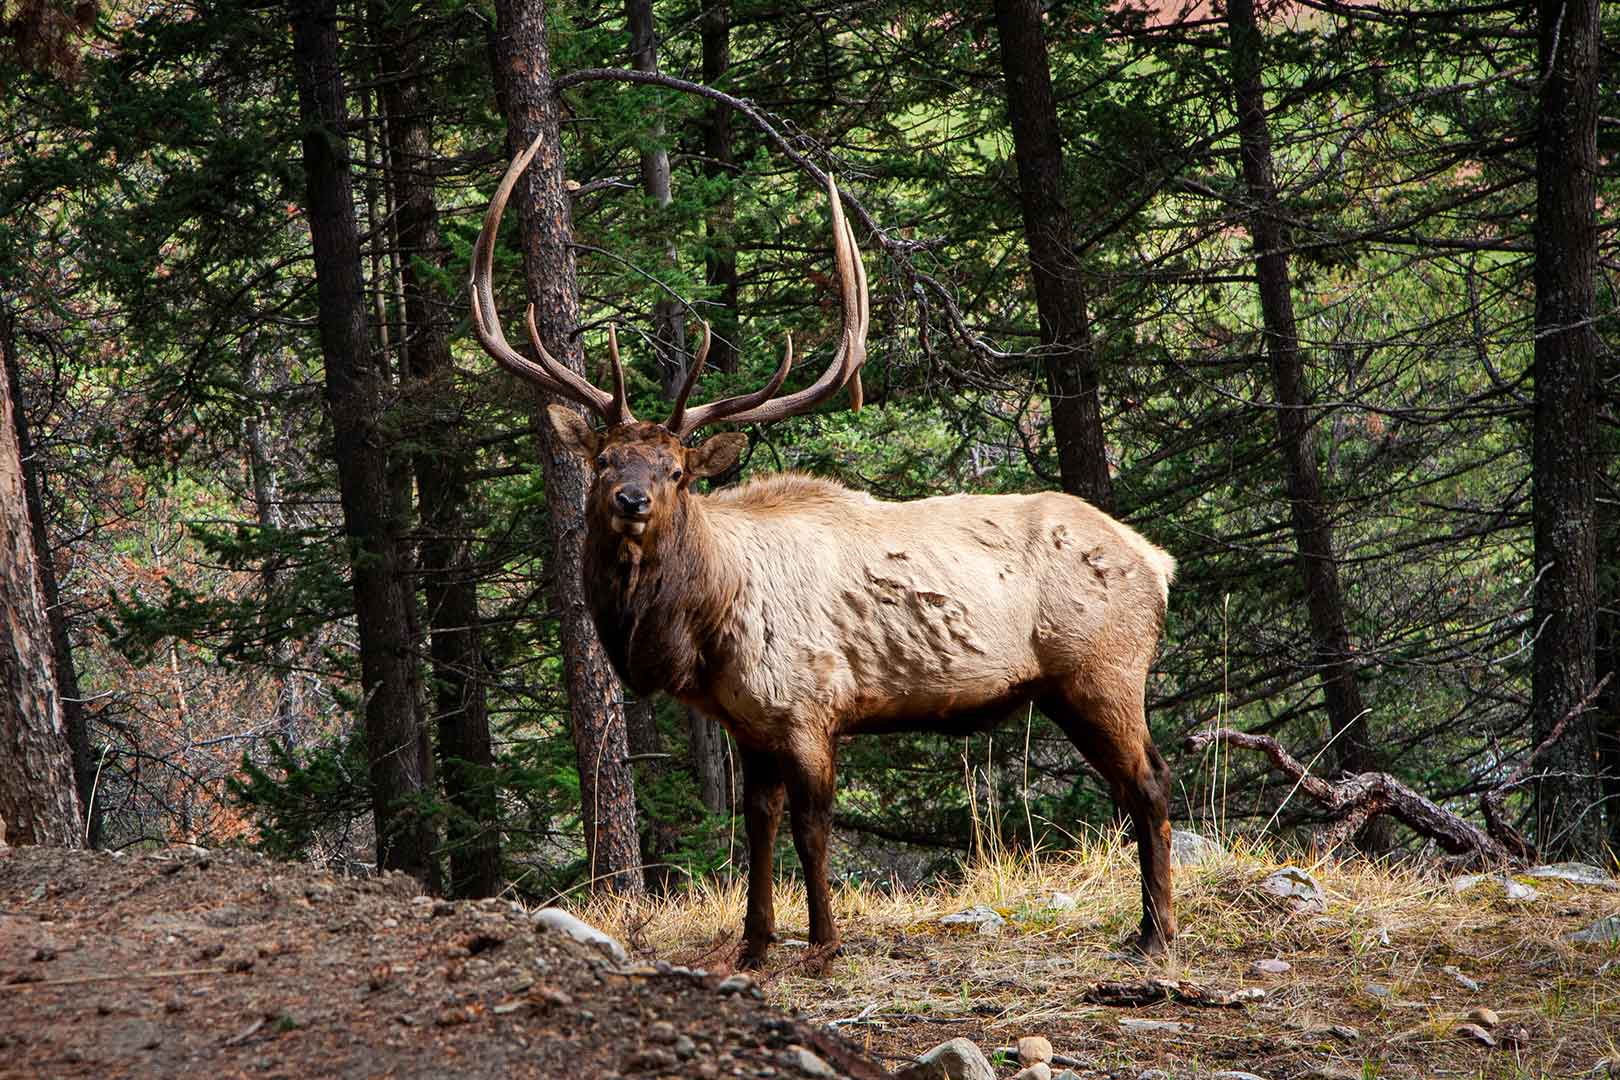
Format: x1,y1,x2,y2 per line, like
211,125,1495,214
736,946,770,970
1133,927,1170,957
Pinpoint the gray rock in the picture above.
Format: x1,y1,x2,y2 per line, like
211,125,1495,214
530,908,627,963
1567,915,1620,944
939,906,1005,935
1042,892,1077,912
1259,866,1325,913
912,1037,995,1080
1212,1072,1267,1080
1456,1022,1496,1047
1171,830,1224,866
1524,862,1618,889
1249,958,1291,976
1364,982,1391,999
891,1060,951,1080
715,973,754,995
1009,1065,1051,1080
1450,873,1538,901
1443,965,1481,992
779,1046,837,1078
1055,1072,1083,1080
1136,1071,1171,1080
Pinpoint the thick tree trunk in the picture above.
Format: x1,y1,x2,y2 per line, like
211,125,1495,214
1530,0,1602,856
290,0,438,889
700,0,738,375
490,0,644,895
992,0,1114,512
2,306,97,846
375,0,502,899
0,304,82,848
1226,0,1379,806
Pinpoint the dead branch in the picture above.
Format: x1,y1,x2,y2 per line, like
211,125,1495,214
1478,673,1611,862
1185,728,1513,865
1082,977,1264,1008
1,967,227,991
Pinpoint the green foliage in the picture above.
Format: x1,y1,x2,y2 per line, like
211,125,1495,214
227,735,372,863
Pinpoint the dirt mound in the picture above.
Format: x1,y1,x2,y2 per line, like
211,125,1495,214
0,846,885,1079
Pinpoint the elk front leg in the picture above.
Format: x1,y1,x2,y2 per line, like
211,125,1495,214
784,744,840,954
739,750,785,968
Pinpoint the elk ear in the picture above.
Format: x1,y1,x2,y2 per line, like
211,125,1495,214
546,404,600,460
687,432,746,479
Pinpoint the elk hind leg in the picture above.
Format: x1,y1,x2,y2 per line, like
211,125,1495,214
739,749,786,968
1042,683,1176,954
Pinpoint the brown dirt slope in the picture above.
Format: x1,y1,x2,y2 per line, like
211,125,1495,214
0,846,884,1079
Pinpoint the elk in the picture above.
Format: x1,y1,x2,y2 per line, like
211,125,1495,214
471,135,1178,965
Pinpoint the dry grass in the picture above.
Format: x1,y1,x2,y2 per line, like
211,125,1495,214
576,831,1620,1079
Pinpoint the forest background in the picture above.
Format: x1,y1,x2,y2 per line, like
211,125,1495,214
0,0,1614,904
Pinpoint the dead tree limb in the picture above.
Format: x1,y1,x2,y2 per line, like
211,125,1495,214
1185,728,1513,865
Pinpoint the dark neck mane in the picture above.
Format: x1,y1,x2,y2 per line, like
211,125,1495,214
582,495,737,699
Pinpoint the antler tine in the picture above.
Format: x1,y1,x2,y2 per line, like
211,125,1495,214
668,174,869,438
469,131,629,424
666,320,712,434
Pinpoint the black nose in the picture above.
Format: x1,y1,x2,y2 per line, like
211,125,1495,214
614,488,650,517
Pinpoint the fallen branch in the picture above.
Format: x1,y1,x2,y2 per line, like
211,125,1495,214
1082,977,1264,1008
1186,728,1513,865
1,967,227,991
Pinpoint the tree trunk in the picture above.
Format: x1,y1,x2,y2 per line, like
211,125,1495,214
490,0,644,895
700,0,739,374
375,0,502,899
992,0,1114,512
1530,0,1601,856
1225,0,1380,808
290,0,438,889
2,304,98,847
625,0,686,396
0,303,82,848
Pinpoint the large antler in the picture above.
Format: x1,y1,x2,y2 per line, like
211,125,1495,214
469,132,634,425
664,174,869,439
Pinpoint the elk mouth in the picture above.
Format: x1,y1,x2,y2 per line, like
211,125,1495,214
611,514,650,537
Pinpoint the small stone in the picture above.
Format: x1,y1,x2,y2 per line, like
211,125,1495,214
1322,1024,1359,1043
1523,862,1618,889
1250,958,1291,976
647,1020,677,1044
1499,1025,1530,1050
625,1047,678,1072
1170,830,1224,866
1043,892,1077,912
1136,1072,1170,1080
1054,1072,1082,1080
1364,982,1391,999
779,1046,836,1078
912,1036,995,1080
1466,1006,1500,1028
1258,867,1325,913
1442,965,1480,992
1016,1035,1053,1065
380,918,399,929
1567,915,1620,944
1455,1023,1496,1047
1010,1065,1051,1080
531,908,628,963
892,1061,951,1080
939,906,1004,935
1212,1073,1267,1080
716,973,754,995
673,1035,696,1059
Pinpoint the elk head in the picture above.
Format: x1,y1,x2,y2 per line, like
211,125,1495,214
468,132,870,558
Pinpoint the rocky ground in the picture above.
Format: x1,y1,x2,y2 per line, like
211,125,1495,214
0,845,885,1079
3,838,1619,1079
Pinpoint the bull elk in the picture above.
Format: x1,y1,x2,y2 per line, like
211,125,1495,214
471,135,1178,964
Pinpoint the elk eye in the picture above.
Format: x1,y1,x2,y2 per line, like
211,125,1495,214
670,468,683,483
595,454,608,469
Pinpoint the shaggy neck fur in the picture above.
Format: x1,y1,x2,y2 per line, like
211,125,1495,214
582,492,740,699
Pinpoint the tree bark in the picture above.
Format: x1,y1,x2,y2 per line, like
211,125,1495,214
992,0,1114,512
699,0,739,374
2,304,98,847
1530,0,1602,855
625,0,686,397
1226,0,1379,804
490,0,644,895
375,0,502,898
290,0,438,889
0,303,83,848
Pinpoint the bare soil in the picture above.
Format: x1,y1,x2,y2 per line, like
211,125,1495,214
0,845,885,1079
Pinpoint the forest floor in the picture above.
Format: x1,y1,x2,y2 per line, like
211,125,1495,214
1,837,1616,1080
582,833,1620,1080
